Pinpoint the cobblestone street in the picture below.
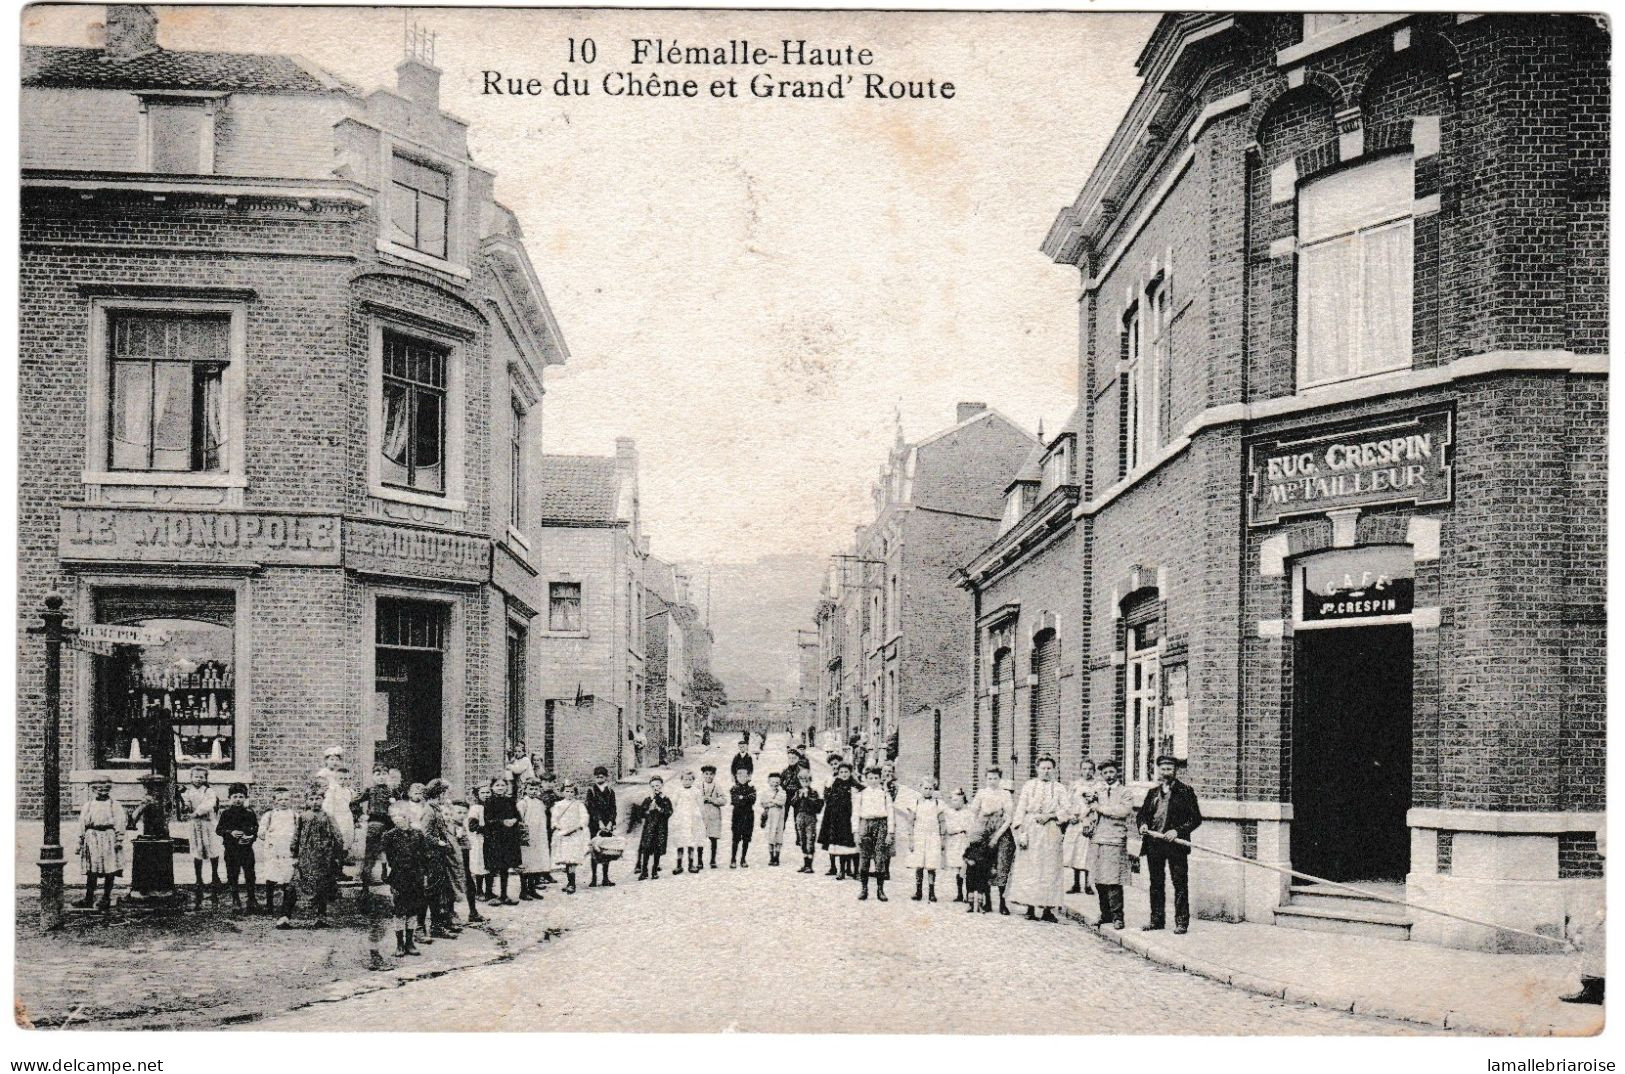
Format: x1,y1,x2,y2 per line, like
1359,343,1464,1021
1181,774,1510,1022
254,839,1418,1034
239,738,1420,1035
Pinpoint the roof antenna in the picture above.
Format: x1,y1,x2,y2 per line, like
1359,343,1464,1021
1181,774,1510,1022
404,12,437,65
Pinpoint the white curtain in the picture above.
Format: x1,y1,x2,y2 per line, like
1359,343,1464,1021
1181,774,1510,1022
1298,235,1358,385
111,363,151,468
150,363,188,469
1361,221,1413,373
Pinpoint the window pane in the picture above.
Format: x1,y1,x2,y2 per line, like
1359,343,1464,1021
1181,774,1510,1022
1359,220,1414,375
418,163,450,199
418,194,447,257
391,153,416,186
390,183,418,248
1298,236,1359,384
150,362,194,471
412,387,444,492
149,102,206,174
381,379,411,485
110,361,153,469
1299,154,1413,243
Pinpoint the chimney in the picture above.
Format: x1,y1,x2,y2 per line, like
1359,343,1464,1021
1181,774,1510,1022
396,57,441,110
103,5,158,62
615,437,637,461
957,401,987,423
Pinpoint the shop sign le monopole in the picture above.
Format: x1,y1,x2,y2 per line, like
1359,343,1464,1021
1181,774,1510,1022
1247,409,1453,527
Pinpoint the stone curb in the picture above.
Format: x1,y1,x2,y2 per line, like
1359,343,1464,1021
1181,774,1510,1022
1055,904,1572,1037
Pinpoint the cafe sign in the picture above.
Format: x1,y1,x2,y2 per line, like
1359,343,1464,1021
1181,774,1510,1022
1248,410,1453,527
1298,546,1415,624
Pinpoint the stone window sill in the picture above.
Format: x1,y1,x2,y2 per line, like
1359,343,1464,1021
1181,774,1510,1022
83,470,246,489
370,482,468,515
376,239,472,281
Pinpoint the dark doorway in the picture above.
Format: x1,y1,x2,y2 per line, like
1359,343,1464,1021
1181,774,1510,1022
375,599,446,786
1291,624,1412,882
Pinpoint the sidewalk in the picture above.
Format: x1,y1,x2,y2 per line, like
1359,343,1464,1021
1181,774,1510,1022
1057,885,1603,1036
14,887,546,1029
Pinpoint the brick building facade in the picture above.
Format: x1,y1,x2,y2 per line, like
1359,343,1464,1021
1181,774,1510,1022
1036,12,1606,948
815,404,1038,788
18,7,569,817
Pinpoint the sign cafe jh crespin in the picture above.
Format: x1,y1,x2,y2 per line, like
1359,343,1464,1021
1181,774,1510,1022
1248,410,1454,526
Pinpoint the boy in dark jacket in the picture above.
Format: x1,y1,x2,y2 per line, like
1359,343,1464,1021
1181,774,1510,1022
215,783,259,911
633,775,674,880
791,780,824,873
380,800,428,957
729,771,758,868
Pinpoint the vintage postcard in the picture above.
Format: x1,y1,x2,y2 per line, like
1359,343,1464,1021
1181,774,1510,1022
9,1,1611,1047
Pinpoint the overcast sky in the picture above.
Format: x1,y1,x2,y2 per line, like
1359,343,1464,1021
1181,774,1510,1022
25,5,1156,567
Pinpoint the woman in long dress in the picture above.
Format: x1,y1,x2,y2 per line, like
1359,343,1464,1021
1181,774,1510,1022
1008,757,1073,921
903,778,947,901
1062,761,1106,894
550,782,589,894
667,771,707,874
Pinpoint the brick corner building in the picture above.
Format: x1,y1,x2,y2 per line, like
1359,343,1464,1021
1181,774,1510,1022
19,6,569,822
1038,12,1606,949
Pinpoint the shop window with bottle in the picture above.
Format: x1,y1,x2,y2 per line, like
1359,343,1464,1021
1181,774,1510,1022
91,589,237,770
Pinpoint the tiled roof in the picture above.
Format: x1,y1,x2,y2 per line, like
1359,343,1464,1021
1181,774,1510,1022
22,45,350,94
534,455,622,524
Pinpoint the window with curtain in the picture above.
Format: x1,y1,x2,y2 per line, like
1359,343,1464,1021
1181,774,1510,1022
506,619,527,754
549,582,582,631
389,153,450,258
147,99,211,174
380,331,448,494
509,394,526,530
108,312,228,472
1297,153,1415,388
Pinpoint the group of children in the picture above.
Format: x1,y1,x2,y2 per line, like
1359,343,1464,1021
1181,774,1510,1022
627,763,791,879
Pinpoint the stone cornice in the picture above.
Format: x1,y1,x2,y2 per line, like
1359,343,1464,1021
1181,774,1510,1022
963,484,1080,587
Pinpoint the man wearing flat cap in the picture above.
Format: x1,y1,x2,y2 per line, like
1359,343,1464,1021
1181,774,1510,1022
1136,754,1202,933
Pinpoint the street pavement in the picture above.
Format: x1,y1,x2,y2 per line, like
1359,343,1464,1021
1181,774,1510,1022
255,734,1417,1035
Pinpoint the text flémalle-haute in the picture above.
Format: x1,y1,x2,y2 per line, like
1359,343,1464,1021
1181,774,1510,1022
482,38,956,102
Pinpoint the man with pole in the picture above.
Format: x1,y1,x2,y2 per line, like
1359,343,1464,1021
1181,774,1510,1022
1137,754,1202,934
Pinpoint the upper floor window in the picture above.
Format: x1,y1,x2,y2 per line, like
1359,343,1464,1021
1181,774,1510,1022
108,312,229,473
1304,12,1362,37
380,331,447,495
1147,278,1170,434
1041,441,1071,495
1297,153,1414,388
549,582,582,631
389,153,450,259
509,394,526,530
1119,306,1145,476
142,96,216,174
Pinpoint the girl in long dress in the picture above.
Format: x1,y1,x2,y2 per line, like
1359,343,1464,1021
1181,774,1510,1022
295,784,347,927
818,763,861,878
258,787,300,926
942,789,972,903
1062,761,1105,895
667,770,707,874
517,779,554,899
550,782,589,894
466,783,489,898
904,777,948,902
75,779,126,909
481,775,522,906
1008,757,1073,921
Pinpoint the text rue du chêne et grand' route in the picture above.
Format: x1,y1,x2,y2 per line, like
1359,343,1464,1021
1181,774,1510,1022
482,38,956,101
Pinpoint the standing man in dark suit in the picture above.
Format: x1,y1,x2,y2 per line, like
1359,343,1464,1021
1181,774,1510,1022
1136,754,1202,933
730,738,755,781
585,766,618,888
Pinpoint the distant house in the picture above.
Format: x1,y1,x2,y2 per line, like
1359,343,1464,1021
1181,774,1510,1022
531,440,646,782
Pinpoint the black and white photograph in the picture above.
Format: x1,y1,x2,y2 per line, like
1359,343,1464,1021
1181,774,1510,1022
5,1,1615,1056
